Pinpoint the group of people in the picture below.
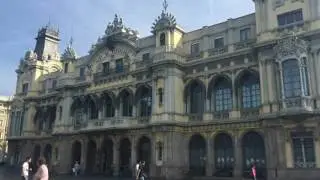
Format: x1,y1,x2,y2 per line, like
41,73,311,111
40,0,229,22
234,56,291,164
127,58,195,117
21,156,49,180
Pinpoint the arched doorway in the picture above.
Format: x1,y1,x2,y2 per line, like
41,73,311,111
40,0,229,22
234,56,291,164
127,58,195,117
32,145,41,172
242,131,266,179
119,138,132,177
189,134,206,176
71,141,82,166
101,138,113,176
86,140,97,174
137,136,151,173
43,144,52,166
214,133,234,177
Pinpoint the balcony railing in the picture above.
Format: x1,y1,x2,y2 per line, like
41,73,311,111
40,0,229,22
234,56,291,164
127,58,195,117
93,65,130,81
234,39,256,50
208,46,228,56
240,108,260,118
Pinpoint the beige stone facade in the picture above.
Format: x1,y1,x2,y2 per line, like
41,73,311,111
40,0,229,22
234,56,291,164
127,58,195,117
0,96,12,161
7,0,320,180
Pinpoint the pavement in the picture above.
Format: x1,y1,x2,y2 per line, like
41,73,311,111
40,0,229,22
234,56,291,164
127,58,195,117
0,166,133,180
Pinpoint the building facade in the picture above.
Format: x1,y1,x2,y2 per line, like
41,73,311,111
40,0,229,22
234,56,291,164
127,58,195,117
0,96,12,162
6,0,320,179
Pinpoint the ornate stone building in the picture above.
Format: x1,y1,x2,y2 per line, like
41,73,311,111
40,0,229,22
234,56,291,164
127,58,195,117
0,96,12,161
6,0,320,179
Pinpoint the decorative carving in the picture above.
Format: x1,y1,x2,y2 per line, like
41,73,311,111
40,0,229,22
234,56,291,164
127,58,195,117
274,33,308,61
151,0,177,34
61,37,77,60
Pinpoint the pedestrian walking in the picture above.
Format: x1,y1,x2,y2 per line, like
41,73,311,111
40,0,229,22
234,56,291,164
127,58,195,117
251,164,257,180
136,161,147,180
21,156,31,180
33,157,49,180
72,161,80,176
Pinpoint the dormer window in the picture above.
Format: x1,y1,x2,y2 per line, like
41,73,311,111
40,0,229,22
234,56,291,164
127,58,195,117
80,67,85,77
22,83,28,94
160,33,166,46
115,59,124,73
191,43,200,57
64,63,69,73
102,62,110,74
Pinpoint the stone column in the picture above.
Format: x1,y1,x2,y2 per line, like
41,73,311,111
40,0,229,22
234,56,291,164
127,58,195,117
206,137,214,176
233,131,242,178
131,136,137,177
81,138,88,173
113,140,120,176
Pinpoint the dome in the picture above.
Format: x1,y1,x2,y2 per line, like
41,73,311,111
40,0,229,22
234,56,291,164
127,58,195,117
62,38,77,60
151,0,177,34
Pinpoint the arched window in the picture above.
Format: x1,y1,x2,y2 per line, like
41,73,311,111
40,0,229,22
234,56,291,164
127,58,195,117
160,33,166,46
240,72,261,108
104,95,115,117
121,91,133,116
213,78,232,111
282,59,301,98
137,86,152,116
190,82,204,114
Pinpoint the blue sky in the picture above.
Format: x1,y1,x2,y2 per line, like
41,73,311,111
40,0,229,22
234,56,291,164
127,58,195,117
0,0,254,96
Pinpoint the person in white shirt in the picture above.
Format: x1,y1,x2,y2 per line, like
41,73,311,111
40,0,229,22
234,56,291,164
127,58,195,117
21,156,31,180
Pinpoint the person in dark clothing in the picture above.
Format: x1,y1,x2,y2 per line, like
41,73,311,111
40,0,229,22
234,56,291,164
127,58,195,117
136,161,146,180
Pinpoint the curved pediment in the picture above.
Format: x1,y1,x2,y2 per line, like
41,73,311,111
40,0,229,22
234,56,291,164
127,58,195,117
90,43,135,74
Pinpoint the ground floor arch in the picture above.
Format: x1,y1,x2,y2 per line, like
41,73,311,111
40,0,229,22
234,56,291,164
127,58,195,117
86,140,97,174
214,132,234,177
119,138,132,177
71,141,82,167
101,138,113,176
137,136,151,173
43,144,52,165
189,134,206,176
242,131,266,179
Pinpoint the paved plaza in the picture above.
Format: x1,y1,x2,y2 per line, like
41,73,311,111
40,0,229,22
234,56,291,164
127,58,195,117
0,166,133,180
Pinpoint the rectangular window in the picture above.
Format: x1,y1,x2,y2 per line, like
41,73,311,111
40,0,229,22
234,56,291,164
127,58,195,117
64,63,69,73
190,43,200,57
240,28,251,41
52,80,57,89
291,132,316,168
22,83,28,93
277,9,303,27
102,62,110,74
115,59,124,73
214,37,224,48
79,67,85,77
142,53,150,61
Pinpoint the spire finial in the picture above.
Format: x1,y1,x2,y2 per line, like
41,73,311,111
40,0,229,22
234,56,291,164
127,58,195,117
163,0,168,12
69,37,74,47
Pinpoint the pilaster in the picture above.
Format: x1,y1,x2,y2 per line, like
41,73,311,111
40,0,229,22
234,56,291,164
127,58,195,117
233,131,242,178
113,139,120,176
206,138,214,176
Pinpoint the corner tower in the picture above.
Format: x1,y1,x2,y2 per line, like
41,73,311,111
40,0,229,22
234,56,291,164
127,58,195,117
34,24,60,60
151,0,184,48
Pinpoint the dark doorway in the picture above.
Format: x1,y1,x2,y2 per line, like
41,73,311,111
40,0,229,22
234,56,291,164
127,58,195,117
86,140,97,174
71,141,82,167
43,144,52,166
137,136,151,173
101,138,113,176
189,134,206,176
119,138,132,177
214,133,234,177
242,131,266,179
32,145,41,172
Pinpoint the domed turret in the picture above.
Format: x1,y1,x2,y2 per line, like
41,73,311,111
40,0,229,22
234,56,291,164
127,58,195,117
151,0,177,35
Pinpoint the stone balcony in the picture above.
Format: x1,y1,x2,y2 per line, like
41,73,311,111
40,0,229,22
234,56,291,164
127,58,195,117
72,116,151,132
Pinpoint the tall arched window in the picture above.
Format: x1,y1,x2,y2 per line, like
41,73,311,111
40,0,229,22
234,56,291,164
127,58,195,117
160,33,166,46
301,58,310,96
213,78,232,111
240,72,261,108
282,59,301,98
190,82,204,114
